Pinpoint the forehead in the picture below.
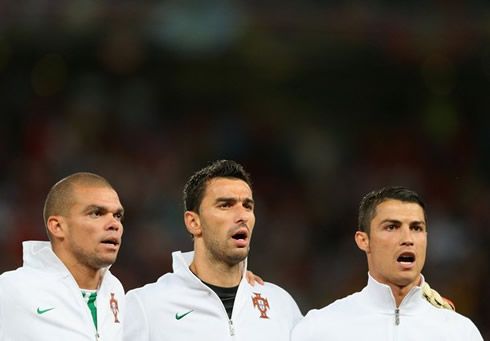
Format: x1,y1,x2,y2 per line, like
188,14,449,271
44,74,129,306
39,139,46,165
203,177,252,199
71,185,121,208
372,199,425,223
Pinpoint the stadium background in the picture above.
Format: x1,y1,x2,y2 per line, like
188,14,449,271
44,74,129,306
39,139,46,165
1,2,489,337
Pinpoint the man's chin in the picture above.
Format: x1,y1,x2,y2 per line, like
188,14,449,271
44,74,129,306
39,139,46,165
92,256,117,269
394,273,421,288
225,249,249,265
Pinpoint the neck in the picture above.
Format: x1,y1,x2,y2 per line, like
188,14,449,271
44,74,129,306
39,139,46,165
190,249,244,287
390,284,414,307
376,275,422,307
53,246,103,290
69,264,103,290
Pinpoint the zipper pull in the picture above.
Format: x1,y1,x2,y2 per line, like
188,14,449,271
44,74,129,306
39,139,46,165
229,319,235,336
95,332,100,340
395,308,400,326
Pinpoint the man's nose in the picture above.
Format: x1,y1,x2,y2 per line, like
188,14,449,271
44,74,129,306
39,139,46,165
107,215,122,230
235,205,252,224
400,225,414,246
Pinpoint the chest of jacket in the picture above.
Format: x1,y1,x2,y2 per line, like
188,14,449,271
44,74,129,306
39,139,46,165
142,284,295,340
1,271,124,341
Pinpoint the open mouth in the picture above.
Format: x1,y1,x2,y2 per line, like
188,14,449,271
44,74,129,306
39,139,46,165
397,251,415,264
232,232,247,241
231,228,248,246
101,237,120,247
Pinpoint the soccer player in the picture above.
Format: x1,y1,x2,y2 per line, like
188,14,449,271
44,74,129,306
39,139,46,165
291,186,483,340
123,160,302,340
0,172,125,340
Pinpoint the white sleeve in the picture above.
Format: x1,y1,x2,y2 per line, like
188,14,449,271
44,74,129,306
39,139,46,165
267,282,303,328
468,321,484,341
290,311,314,341
123,291,149,341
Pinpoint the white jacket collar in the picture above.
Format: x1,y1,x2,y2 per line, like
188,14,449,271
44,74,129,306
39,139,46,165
23,241,69,276
22,240,110,286
359,272,427,314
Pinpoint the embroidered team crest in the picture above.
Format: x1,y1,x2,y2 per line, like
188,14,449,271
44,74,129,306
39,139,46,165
109,293,120,323
252,292,270,319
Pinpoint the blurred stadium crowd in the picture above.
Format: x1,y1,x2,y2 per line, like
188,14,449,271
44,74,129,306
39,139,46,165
1,1,489,337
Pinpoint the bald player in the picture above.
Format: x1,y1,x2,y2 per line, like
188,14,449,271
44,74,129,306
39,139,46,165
0,172,125,340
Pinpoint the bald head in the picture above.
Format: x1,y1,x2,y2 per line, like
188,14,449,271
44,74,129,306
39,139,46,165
43,172,115,234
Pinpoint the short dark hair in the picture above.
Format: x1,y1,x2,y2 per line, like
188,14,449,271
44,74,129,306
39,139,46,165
183,160,252,212
358,186,426,235
43,172,114,231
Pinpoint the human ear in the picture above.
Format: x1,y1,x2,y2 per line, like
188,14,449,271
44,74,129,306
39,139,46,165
46,216,66,240
355,231,370,253
184,211,202,237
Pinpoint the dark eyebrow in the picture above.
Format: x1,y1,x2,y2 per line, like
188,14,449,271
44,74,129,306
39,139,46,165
380,219,401,225
380,219,425,226
84,205,105,213
84,205,125,215
215,197,255,205
215,197,235,204
243,198,255,205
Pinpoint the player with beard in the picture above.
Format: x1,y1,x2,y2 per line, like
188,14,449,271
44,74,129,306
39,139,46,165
123,160,302,341
0,172,125,340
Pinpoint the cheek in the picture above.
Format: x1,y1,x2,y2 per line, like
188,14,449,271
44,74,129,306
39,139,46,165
204,212,225,224
71,225,97,245
209,217,228,231
373,246,388,261
371,239,391,261
248,215,256,229
418,239,427,257
201,216,224,235
417,234,427,248
369,236,385,249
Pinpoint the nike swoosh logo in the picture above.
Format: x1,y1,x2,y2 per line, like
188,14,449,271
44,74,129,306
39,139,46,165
175,310,193,320
37,307,55,315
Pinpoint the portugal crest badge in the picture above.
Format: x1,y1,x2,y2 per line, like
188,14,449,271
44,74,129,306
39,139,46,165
109,293,120,323
252,292,270,319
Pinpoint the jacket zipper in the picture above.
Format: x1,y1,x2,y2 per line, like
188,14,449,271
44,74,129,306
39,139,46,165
203,284,237,338
68,276,100,340
395,308,400,325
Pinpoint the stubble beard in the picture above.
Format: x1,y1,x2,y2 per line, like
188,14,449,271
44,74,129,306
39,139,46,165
71,241,116,270
205,236,248,266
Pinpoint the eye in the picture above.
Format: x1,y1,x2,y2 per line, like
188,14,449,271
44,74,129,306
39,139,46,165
411,225,424,232
218,202,231,208
243,202,254,210
386,224,396,231
90,210,102,217
114,213,124,221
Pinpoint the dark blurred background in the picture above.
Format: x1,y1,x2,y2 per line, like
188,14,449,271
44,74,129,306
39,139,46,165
1,1,489,337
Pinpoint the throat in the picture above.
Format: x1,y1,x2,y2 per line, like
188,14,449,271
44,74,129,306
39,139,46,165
71,267,102,290
189,253,244,287
390,282,420,307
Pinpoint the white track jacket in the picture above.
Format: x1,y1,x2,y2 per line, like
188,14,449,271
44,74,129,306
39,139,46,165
291,273,483,341
124,251,302,341
0,241,125,341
